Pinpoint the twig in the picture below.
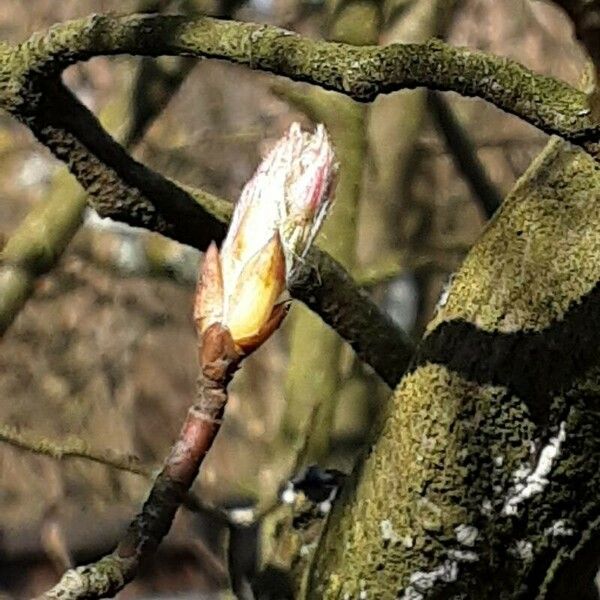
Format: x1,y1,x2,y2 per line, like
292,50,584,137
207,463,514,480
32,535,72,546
36,122,339,599
0,423,231,524
0,423,153,478
428,91,503,218
36,324,240,600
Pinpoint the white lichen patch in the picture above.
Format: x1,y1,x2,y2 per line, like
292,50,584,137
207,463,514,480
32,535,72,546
481,499,493,516
455,524,478,547
281,482,297,504
509,539,533,561
544,519,574,538
380,519,401,544
226,507,256,526
447,549,479,563
502,422,567,516
435,274,455,311
299,541,317,557
400,561,459,600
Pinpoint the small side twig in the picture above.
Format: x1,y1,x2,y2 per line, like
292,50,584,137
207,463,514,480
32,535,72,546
0,424,152,477
0,423,229,523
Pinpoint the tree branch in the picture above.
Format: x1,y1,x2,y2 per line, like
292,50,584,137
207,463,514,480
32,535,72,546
3,13,599,155
0,73,411,385
37,326,239,600
291,248,413,388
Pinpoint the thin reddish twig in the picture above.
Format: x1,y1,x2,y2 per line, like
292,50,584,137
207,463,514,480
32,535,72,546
36,324,239,600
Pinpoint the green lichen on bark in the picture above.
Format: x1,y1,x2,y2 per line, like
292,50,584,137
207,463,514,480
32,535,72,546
38,553,135,600
309,140,600,598
2,13,599,151
428,138,600,333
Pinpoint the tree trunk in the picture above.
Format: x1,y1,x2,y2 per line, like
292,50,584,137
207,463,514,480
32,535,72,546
309,135,600,598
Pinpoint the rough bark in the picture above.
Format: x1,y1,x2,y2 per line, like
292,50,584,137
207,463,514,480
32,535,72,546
309,136,600,598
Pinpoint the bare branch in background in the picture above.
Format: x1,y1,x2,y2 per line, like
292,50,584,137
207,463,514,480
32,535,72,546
428,90,503,218
0,423,153,478
0,171,86,335
0,1,241,337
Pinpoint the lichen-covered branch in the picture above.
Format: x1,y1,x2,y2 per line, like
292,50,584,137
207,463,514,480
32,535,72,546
0,66,411,386
309,137,600,598
0,423,152,478
23,79,229,248
2,12,599,155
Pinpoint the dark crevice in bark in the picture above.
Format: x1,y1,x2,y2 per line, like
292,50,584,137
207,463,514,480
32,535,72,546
414,279,600,423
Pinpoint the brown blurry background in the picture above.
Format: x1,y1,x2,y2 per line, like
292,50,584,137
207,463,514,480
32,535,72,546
0,0,588,597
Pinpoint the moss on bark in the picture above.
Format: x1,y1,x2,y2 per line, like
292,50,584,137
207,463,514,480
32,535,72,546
309,138,600,598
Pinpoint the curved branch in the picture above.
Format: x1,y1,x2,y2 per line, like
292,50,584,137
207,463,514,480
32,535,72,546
5,13,600,155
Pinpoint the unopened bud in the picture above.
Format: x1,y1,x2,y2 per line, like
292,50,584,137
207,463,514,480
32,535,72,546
195,123,337,355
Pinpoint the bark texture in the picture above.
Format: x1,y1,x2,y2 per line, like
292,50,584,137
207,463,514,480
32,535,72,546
309,137,600,598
